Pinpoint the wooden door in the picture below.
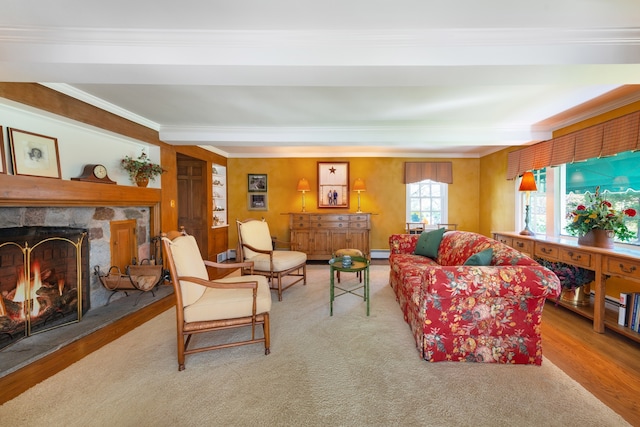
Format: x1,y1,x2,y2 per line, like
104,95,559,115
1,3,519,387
291,229,311,253
348,230,370,256
330,229,349,254
176,154,208,258
110,219,137,271
311,229,331,256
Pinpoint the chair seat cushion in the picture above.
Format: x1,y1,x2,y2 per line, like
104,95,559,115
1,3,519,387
248,251,307,272
184,275,272,322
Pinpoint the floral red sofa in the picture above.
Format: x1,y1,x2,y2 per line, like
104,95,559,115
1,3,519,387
389,231,561,365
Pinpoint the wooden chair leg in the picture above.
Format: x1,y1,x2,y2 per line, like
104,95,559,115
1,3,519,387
264,313,271,355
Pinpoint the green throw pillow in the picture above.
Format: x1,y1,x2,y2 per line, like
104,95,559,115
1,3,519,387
464,248,493,266
414,228,446,259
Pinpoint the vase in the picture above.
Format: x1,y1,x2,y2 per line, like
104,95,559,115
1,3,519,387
135,174,149,188
577,229,614,249
560,285,591,306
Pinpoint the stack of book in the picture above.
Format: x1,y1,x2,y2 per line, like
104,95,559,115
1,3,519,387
619,293,640,331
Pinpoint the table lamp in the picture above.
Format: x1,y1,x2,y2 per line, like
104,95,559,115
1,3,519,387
353,178,366,213
519,171,537,236
297,178,311,212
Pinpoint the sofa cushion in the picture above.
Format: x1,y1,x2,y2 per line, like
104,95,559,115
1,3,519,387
414,228,446,258
464,248,493,266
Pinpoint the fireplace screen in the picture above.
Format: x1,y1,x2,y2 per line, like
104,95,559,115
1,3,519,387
0,227,89,350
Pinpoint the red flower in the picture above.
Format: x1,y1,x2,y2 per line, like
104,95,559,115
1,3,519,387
602,200,612,208
624,208,637,217
576,205,586,211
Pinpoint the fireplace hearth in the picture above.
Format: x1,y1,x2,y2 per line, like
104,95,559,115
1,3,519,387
0,227,89,350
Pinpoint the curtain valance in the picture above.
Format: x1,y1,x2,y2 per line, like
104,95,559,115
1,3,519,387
404,162,453,184
506,110,640,179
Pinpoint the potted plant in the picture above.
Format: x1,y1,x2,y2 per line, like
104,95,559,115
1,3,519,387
536,257,595,305
121,152,165,187
565,186,637,248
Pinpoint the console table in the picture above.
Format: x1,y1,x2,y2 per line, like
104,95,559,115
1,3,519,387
493,232,640,343
289,213,371,260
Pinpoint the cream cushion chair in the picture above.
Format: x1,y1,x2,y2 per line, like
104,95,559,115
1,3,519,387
163,230,271,371
237,219,307,301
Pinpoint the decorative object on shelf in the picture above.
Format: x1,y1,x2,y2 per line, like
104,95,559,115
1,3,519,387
248,173,267,192
71,164,116,184
566,186,637,248
121,151,165,187
353,178,366,213
518,171,537,236
318,161,349,209
535,257,595,306
8,128,62,179
296,178,311,212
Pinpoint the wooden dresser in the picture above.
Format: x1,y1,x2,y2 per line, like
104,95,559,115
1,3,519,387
493,231,640,343
289,213,371,260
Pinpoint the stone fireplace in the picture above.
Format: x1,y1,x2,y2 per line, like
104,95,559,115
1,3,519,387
0,206,154,349
0,226,89,350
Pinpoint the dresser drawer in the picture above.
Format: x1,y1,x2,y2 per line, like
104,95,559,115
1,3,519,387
559,248,594,269
290,214,308,222
604,256,640,280
309,214,345,222
494,235,513,247
350,214,370,223
535,243,559,261
311,221,349,229
511,238,533,255
290,220,309,229
349,220,369,229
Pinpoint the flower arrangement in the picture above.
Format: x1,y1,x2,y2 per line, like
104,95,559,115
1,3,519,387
565,186,637,242
121,152,165,183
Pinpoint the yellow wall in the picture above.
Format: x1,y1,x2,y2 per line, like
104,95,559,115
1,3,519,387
228,157,480,252
478,148,517,237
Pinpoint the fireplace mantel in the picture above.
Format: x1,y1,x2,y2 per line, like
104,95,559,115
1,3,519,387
0,174,162,234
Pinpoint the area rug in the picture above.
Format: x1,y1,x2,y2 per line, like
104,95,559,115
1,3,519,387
0,265,629,426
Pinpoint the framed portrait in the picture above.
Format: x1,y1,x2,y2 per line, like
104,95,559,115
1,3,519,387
318,161,349,209
248,174,267,192
0,127,6,174
8,128,62,179
248,193,268,211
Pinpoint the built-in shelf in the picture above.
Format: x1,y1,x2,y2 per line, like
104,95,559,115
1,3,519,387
212,164,227,228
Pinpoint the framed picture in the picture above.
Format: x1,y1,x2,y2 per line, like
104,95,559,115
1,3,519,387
8,128,61,179
248,193,268,210
248,174,267,192
0,127,6,174
318,161,349,208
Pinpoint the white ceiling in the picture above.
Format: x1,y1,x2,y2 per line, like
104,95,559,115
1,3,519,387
2,1,640,158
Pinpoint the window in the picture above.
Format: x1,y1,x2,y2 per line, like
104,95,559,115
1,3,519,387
407,179,448,226
520,150,640,246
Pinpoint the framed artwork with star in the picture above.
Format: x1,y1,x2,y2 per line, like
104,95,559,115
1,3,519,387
317,161,349,209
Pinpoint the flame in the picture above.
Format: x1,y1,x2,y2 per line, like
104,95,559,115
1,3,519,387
30,262,42,317
13,270,27,303
58,278,65,296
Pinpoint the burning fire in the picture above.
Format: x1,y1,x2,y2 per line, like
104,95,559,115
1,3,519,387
12,261,43,319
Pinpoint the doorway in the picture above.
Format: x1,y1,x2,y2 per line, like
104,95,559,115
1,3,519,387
176,153,208,258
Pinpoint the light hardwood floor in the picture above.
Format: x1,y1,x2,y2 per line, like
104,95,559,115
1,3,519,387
542,301,640,426
1,292,639,425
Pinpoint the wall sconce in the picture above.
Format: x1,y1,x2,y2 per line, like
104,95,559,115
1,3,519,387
518,171,537,236
297,178,311,212
353,178,366,213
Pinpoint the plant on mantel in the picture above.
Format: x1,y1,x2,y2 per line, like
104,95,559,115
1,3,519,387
121,152,165,185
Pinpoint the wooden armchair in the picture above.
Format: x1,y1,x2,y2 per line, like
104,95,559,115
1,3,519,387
162,229,271,371
236,218,307,301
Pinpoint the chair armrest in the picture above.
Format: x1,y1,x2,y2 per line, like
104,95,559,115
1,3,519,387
241,242,274,255
177,275,259,290
203,259,255,274
272,237,298,250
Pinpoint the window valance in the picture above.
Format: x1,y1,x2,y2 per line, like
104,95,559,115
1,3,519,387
404,162,453,184
506,110,640,179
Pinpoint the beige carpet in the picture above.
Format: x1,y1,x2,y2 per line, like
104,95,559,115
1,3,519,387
0,265,629,427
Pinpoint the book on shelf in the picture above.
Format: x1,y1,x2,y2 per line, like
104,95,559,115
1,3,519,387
619,292,629,326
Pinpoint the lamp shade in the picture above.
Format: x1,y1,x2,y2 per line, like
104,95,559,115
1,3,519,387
297,178,311,192
353,178,366,192
518,171,537,192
